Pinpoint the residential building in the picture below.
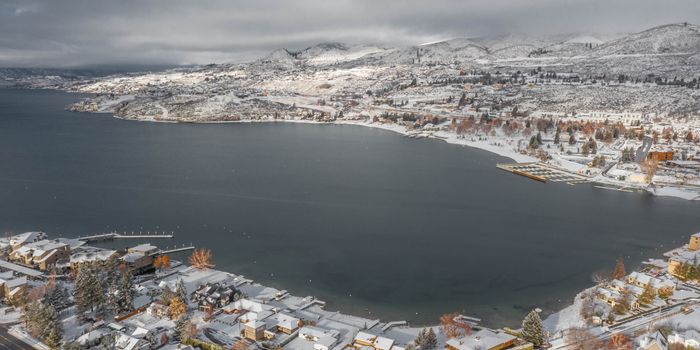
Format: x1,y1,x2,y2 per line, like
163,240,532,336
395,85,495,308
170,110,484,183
69,249,119,270
146,301,169,318
9,240,70,270
0,271,26,301
298,326,340,350
195,283,240,312
639,331,668,350
444,329,517,350
353,332,395,350
244,320,266,341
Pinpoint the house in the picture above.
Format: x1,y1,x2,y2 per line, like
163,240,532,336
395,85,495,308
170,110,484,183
4,232,47,250
123,244,157,273
9,240,70,270
684,330,700,348
628,272,675,292
299,326,340,350
639,331,668,350
244,320,266,341
274,313,300,335
196,283,240,312
114,332,150,350
121,252,153,274
0,271,26,301
76,330,110,347
444,329,517,350
146,301,169,318
649,148,674,161
221,298,275,315
353,332,395,350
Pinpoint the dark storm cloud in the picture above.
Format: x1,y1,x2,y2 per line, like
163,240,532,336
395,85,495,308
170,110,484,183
0,0,698,68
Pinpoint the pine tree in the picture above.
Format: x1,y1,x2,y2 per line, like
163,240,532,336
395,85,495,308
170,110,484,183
44,324,63,350
414,328,427,346
612,256,626,280
162,285,173,305
424,328,438,349
638,281,655,305
569,134,576,145
529,135,539,149
521,310,543,346
582,142,589,155
172,313,190,342
119,271,136,312
109,281,120,314
536,132,542,144
176,279,188,304
554,127,560,144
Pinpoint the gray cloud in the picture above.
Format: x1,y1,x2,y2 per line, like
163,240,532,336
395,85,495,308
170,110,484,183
0,0,698,68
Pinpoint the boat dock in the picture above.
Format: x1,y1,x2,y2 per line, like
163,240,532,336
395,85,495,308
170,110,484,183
150,246,196,256
78,232,174,242
497,163,588,183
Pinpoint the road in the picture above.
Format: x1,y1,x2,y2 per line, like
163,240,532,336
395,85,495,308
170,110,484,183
635,136,653,163
0,327,34,350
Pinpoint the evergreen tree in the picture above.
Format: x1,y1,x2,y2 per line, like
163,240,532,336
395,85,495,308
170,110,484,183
119,271,136,312
582,143,589,155
162,285,173,305
172,313,190,342
612,256,626,280
521,310,543,346
176,279,188,304
614,286,633,314
536,132,542,144
529,135,539,149
104,253,122,285
569,134,577,145
424,328,438,350
638,281,655,305
108,281,120,314
554,127,560,144
414,328,427,346
44,324,63,350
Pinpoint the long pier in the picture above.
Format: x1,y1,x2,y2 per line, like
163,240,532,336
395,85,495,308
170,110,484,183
150,246,195,256
78,232,174,242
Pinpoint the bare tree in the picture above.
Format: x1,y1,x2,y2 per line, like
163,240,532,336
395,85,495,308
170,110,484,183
641,155,660,183
591,269,612,286
566,327,602,350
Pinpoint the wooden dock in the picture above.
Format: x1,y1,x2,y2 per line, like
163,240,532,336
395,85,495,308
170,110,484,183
78,232,174,242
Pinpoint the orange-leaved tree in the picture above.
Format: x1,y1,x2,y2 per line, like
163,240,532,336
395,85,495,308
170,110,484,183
604,333,632,350
169,297,186,319
189,248,213,271
439,313,472,338
231,341,250,350
154,255,171,271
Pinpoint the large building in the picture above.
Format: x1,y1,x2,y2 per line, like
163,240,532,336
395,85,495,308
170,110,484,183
9,240,70,270
665,233,700,279
444,329,516,350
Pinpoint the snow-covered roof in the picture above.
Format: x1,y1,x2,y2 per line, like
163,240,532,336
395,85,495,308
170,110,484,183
122,252,145,263
70,250,118,263
9,232,45,246
299,326,339,340
354,332,395,350
276,313,299,330
245,320,265,329
444,330,516,350
128,244,157,253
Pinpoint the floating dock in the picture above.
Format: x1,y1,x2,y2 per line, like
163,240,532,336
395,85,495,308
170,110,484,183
497,163,587,183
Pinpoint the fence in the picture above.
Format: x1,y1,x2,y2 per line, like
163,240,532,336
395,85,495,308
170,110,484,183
114,306,148,322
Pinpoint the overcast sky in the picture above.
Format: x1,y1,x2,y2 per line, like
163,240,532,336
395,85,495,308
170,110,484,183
1,0,698,69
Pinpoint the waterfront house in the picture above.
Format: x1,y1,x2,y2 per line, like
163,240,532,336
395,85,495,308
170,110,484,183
298,326,340,350
444,329,516,350
4,232,46,251
627,272,675,293
354,332,395,350
196,283,240,312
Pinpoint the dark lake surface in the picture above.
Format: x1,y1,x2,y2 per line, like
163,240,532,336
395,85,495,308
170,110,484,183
1,88,698,327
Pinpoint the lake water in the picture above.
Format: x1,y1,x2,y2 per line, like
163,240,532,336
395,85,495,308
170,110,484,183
1,88,698,328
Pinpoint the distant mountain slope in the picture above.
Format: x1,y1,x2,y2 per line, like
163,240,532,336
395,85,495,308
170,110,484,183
593,23,700,56
0,67,125,81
